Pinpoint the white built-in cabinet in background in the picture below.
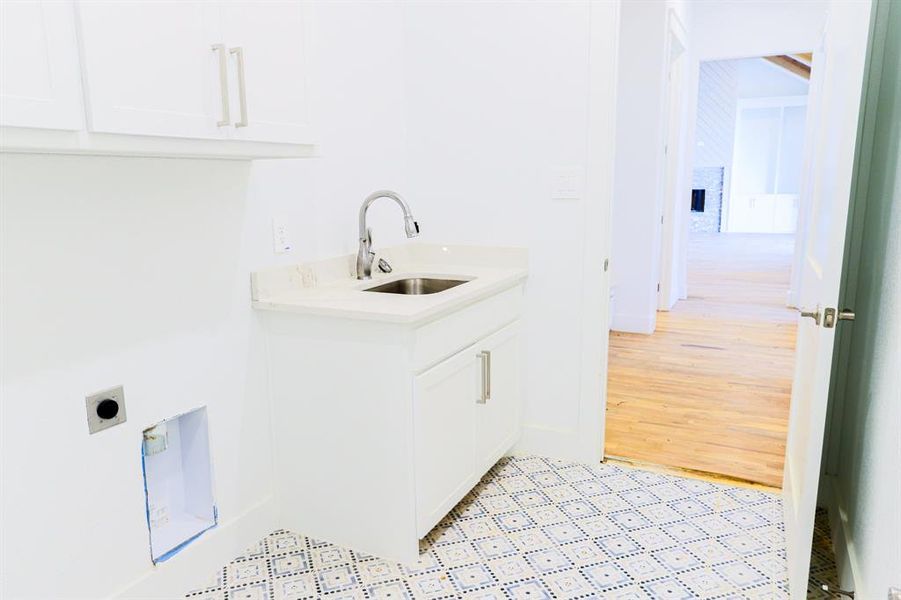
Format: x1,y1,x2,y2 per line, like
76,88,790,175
725,96,807,233
0,0,315,158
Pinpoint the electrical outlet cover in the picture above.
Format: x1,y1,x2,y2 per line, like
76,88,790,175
272,219,293,254
85,385,126,434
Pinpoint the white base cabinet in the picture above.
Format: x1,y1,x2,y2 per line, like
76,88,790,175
260,284,524,563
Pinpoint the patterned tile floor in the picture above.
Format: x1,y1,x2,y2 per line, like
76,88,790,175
806,508,840,599
186,456,791,599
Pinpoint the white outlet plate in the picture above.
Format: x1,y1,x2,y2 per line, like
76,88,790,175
272,218,293,254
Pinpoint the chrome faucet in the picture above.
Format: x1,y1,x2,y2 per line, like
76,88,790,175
356,190,419,279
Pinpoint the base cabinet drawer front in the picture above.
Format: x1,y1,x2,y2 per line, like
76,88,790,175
414,320,522,538
474,322,522,475
0,1,84,130
413,284,523,372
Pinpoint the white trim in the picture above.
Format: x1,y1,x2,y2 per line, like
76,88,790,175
657,7,690,312
111,495,279,599
513,425,581,462
824,475,864,594
736,94,809,109
611,312,656,335
576,0,621,465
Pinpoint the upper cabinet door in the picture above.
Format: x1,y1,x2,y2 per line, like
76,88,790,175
219,2,313,144
0,1,83,130
76,1,225,139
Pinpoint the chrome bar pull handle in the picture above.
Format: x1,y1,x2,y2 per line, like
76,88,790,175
485,350,491,401
212,44,230,126
230,46,248,127
477,351,491,404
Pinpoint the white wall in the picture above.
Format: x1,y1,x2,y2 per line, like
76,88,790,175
736,58,810,98
692,0,828,61
0,2,410,598
0,155,274,599
401,0,615,456
610,0,669,333
250,1,409,264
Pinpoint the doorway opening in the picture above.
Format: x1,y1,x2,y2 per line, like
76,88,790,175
606,54,813,489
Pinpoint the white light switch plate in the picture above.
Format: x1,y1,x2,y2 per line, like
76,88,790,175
551,166,584,200
272,218,293,254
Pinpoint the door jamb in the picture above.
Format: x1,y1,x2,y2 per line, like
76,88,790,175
577,0,620,464
657,9,689,311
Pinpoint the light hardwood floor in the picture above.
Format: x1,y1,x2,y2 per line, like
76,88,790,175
606,233,798,488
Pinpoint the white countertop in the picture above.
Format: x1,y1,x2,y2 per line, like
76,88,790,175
251,244,528,325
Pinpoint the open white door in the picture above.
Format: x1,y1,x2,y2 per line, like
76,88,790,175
783,1,873,597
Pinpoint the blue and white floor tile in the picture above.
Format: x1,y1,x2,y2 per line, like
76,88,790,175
185,455,791,599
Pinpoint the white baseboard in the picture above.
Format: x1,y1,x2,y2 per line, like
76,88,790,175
825,475,863,595
610,312,655,334
512,424,585,463
112,495,279,600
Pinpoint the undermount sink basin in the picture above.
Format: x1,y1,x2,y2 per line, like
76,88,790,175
363,277,468,295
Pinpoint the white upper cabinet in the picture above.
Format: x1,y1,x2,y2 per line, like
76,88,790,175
0,1,84,130
0,0,315,158
219,2,312,144
76,1,224,139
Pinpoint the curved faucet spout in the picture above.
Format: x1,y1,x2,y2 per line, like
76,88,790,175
358,190,419,240
356,190,420,280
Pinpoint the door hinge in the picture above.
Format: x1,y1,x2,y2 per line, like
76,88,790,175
603,258,609,272
657,283,661,292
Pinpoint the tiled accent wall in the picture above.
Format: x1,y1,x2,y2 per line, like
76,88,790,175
690,167,724,233
694,60,739,230
694,61,738,169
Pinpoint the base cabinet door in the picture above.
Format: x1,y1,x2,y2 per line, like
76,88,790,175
414,348,478,537
475,322,522,475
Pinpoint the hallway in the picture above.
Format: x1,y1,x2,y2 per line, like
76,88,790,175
606,233,798,487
